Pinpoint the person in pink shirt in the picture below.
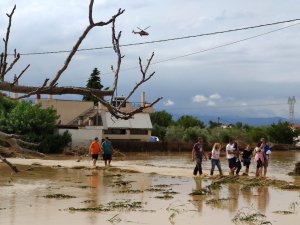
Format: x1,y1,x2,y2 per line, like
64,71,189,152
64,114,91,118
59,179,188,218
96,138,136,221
254,143,264,177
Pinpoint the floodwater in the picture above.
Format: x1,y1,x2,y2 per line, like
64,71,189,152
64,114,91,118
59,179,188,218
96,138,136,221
0,151,300,225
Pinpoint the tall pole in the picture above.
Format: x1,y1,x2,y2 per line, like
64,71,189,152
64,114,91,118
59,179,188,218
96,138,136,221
288,96,296,124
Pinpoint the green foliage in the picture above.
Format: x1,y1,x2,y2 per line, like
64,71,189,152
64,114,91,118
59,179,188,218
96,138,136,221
0,96,17,121
183,127,208,142
150,111,299,146
235,122,243,129
267,121,295,144
165,126,185,142
150,110,173,127
207,127,252,145
151,124,167,141
208,120,219,129
82,68,104,104
38,131,72,153
176,115,205,129
2,101,57,135
207,127,230,144
0,100,71,153
248,127,268,143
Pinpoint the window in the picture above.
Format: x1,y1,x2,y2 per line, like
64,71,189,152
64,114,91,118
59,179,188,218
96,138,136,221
112,97,126,107
92,115,103,126
130,129,148,135
104,129,126,135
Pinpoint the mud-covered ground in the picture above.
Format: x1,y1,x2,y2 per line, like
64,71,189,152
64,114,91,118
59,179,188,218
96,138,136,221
0,152,300,225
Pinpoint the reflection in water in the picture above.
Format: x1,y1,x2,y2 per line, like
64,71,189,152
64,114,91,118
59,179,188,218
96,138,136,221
241,187,252,206
227,183,240,213
191,177,204,212
255,186,270,213
87,170,100,225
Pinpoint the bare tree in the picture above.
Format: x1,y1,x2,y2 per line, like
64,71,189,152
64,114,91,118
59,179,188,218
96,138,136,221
0,0,162,171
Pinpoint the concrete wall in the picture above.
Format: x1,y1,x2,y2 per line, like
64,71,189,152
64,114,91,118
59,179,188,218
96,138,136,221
38,99,94,124
59,127,103,147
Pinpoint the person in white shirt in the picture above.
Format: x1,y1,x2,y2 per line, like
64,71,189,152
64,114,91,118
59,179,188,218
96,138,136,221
226,138,237,175
210,142,223,176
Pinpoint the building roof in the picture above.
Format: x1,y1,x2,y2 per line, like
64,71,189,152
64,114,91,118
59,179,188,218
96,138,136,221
102,112,153,129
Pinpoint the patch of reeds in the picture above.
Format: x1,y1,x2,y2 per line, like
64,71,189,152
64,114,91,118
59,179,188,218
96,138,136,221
206,175,300,192
232,207,271,225
118,189,143,194
205,198,234,206
44,194,76,199
189,187,212,196
155,194,174,199
272,210,294,215
69,200,142,212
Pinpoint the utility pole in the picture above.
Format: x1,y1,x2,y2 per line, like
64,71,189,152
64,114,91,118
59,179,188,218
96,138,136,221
288,96,296,124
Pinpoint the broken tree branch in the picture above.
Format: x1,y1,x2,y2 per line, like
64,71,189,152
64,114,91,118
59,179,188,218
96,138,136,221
49,1,124,87
0,154,19,173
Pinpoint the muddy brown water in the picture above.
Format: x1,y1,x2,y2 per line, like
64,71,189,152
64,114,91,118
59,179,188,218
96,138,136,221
0,151,300,225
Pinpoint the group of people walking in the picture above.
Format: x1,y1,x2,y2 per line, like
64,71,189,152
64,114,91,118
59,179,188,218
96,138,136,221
89,137,114,167
192,137,271,177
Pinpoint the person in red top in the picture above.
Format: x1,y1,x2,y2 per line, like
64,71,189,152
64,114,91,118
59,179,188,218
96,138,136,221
89,137,101,167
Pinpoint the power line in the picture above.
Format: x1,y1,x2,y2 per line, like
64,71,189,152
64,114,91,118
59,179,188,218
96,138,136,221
16,18,300,56
62,21,300,82
98,22,300,76
152,22,300,65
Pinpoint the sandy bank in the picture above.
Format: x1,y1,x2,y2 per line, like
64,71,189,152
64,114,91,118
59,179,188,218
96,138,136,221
7,157,194,177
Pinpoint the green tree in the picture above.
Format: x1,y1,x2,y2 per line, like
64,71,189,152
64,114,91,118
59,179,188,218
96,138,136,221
165,126,185,142
176,115,205,129
208,120,219,129
151,124,167,141
235,122,243,129
150,110,173,127
248,127,268,143
1,101,71,153
0,96,17,119
3,101,57,135
267,121,295,144
183,127,209,142
82,68,104,104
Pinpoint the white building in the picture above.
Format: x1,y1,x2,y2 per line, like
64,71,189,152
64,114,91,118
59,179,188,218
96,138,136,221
38,92,153,147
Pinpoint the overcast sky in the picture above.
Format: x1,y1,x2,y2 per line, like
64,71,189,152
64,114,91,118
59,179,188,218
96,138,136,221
1,0,300,120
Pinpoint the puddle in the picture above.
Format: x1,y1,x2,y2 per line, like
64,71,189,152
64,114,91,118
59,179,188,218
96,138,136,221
0,151,300,225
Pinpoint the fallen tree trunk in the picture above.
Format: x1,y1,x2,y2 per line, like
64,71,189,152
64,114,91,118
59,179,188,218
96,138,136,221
0,154,19,173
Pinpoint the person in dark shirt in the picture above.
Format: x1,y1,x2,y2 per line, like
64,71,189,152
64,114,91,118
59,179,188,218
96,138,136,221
192,137,207,176
241,144,252,175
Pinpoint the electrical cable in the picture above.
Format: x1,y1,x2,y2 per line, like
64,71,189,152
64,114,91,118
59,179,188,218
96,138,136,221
16,18,300,56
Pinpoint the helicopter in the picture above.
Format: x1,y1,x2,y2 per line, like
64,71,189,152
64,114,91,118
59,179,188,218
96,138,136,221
132,26,150,36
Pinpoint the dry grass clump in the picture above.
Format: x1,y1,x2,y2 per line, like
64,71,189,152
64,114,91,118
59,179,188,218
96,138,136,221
69,200,142,212
232,207,271,225
44,194,76,199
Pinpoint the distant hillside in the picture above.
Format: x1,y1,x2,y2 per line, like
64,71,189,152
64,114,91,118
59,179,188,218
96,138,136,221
171,113,299,126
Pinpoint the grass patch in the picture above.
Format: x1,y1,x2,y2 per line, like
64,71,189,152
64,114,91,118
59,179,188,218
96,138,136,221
206,198,234,206
113,180,135,187
232,207,271,225
69,200,142,212
206,175,300,192
273,210,294,215
154,184,171,188
189,187,212,196
44,194,76,199
155,194,174,200
145,188,167,192
280,184,300,190
118,189,144,194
